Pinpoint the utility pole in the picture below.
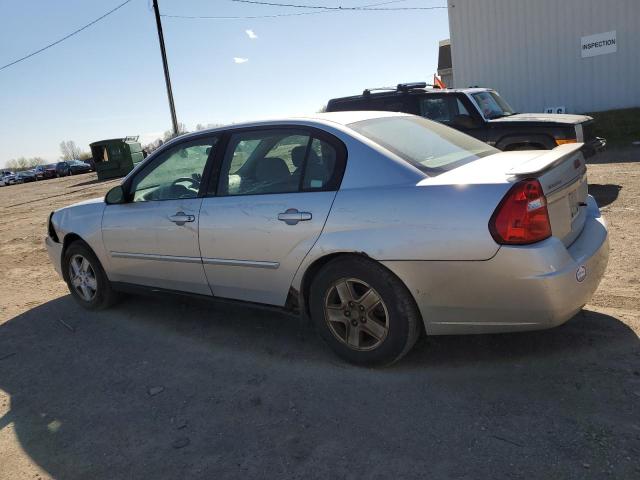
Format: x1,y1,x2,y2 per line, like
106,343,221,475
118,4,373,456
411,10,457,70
152,0,179,136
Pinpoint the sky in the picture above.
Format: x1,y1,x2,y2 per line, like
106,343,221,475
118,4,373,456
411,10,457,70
0,0,449,165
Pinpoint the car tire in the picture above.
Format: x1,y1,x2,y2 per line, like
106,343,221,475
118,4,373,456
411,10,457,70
309,256,422,367
63,240,118,310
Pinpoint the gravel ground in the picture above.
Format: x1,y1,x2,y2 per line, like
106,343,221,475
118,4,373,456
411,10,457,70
0,150,639,479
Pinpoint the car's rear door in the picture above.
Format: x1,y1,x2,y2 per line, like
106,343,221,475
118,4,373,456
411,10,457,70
198,127,346,306
101,135,219,295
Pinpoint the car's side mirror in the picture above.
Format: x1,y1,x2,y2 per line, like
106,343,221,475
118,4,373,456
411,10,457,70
453,114,480,129
105,185,127,205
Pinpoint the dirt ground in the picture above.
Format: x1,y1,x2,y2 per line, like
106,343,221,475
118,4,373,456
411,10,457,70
0,149,639,479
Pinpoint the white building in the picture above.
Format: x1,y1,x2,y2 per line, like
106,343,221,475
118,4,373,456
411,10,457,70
442,0,640,113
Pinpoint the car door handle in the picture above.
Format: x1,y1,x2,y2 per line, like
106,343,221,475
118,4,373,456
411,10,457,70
278,208,312,225
169,212,195,225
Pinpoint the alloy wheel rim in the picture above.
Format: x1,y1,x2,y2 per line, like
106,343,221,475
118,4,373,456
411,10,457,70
323,278,389,351
68,254,98,302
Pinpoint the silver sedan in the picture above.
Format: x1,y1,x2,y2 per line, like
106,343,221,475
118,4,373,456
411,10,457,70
45,112,609,366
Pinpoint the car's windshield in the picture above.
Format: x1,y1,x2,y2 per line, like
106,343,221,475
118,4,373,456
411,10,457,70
348,115,499,176
471,91,515,119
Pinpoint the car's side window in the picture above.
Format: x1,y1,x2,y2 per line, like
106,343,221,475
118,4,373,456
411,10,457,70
420,96,469,124
216,129,342,196
130,137,218,202
302,138,338,190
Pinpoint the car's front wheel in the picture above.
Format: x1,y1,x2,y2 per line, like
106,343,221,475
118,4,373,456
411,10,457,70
63,241,118,310
309,256,422,367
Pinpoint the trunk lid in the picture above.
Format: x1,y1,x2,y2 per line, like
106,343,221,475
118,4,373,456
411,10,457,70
508,143,588,246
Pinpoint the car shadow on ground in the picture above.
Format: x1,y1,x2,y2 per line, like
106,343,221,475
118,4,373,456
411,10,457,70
1,295,639,479
588,183,622,208
586,146,639,164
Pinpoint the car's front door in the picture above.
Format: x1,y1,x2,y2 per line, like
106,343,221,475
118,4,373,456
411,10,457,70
418,94,485,139
199,127,346,305
102,136,219,294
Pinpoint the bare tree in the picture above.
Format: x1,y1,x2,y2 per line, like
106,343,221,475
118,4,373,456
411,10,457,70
59,140,83,161
6,157,44,170
163,123,188,142
143,138,164,155
196,122,223,131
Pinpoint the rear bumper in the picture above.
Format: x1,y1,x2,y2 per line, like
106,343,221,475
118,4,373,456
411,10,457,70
45,236,64,279
382,195,609,335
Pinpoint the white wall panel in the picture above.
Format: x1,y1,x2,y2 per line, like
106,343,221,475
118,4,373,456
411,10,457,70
448,0,640,112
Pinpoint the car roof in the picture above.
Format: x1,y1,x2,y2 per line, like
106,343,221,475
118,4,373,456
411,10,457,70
329,87,492,104
165,111,408,146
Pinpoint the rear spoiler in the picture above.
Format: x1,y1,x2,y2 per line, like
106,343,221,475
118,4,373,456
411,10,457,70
507,143,584,176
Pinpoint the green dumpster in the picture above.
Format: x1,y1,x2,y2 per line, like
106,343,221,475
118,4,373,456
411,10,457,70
90,136,144,180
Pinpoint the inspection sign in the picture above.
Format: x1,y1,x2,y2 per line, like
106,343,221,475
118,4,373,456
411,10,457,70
581,31,617,58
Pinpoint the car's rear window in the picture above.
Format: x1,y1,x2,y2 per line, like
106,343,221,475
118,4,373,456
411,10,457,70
348,115,498,176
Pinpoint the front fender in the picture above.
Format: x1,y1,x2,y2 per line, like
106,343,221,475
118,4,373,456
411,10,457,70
50,199,110,275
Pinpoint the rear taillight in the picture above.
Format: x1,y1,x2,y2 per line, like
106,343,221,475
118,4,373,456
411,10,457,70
489,179,551,245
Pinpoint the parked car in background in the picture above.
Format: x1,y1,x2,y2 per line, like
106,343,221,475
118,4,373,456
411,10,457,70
326,83,607,158
35,164,58,180
45,112,609,366
4,173,18,185
68,159,93,175
55,162,72,177
56,160,93,177
15,170,36,183
83,158,95,171
0,171,15,186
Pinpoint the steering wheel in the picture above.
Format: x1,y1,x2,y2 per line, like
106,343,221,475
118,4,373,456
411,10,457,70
171,176,200,189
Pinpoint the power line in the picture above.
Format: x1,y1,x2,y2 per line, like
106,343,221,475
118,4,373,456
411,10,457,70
162,0,442,20
161,11,324,20
0,0,134,72
229,0,446,10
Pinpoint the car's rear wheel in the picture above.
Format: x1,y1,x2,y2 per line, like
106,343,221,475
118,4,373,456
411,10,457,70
309,256,421,367
63,241,118,310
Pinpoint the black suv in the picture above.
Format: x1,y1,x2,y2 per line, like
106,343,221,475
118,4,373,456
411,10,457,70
326,82,606,157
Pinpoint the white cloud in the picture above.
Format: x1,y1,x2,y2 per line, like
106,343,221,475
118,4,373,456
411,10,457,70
245,29,258,40
233,57,249,64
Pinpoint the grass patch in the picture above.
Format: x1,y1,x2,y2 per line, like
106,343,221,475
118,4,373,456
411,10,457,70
586,108,640,147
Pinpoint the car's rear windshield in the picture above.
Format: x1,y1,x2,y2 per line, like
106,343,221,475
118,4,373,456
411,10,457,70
348,115,498,176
